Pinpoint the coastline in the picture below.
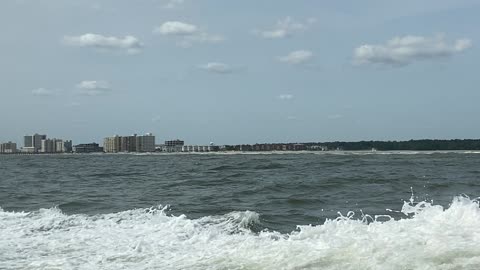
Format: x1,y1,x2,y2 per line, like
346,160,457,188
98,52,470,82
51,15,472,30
2,150,480,156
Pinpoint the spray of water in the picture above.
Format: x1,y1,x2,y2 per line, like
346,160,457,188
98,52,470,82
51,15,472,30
2,196,480,269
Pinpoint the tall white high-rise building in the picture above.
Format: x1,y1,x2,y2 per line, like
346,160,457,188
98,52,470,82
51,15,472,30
41,139,55,153
40,138,67,153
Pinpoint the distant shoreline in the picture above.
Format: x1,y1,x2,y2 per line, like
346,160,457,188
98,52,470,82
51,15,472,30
2,150,480,156
2,139,480,155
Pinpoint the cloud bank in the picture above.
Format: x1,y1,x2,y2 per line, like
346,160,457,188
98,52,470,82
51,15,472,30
354,34,472,66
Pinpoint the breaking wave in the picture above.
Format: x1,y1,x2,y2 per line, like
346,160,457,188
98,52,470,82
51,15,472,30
2,196,480,269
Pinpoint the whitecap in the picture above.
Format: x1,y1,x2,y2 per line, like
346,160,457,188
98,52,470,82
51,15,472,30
2,197,480,269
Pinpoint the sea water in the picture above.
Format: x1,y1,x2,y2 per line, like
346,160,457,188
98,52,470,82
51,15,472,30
1,152,480,269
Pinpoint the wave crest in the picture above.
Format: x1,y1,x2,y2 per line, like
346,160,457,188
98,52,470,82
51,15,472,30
2,196,480,269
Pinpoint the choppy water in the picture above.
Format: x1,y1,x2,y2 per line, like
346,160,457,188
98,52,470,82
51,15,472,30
1,151,480,269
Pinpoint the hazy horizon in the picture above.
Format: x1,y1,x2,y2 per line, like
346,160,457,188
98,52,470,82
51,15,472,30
1,0,479,145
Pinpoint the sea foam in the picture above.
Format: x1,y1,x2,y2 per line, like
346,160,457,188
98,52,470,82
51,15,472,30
1,197,480,270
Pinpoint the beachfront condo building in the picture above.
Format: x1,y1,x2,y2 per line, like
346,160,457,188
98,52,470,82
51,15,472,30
0,142,17,153
23,134,46,152
104,133,155,153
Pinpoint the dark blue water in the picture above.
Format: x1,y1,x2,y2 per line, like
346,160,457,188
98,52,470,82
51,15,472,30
1,152,479,233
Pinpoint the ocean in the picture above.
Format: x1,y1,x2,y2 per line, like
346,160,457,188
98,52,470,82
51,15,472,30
1,151,480,269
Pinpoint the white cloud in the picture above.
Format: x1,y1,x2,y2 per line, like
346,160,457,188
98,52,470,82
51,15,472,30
32,88,54,96
154,21,224,47
279,50,313,65
256,16,315,39
76,80,112,96
278,94,294,100
199,62,232,74
63,33,143,54
154,21,197,35
354,34,472,66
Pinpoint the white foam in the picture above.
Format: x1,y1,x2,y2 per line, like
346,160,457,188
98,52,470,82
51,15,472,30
2,197,480,269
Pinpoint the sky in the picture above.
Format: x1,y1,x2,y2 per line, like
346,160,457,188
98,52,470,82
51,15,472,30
0,0,479,146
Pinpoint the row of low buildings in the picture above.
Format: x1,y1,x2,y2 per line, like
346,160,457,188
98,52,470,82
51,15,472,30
156,139,220,152
223,143,328,151
239,143,307,151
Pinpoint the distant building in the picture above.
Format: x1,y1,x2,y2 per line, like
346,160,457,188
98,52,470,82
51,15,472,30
103,133,155,153
239,145,250,151
24,135,33,148
41,139,55,153
160,139,185,152
73,143,104,153
22,147,36,153
55,140,64,153
0,142,17,153
104,135,121,153
63,140,73,153
230,143,307,152
120,135,137,152
137,133,155,152
293,144,307,151
40,138,69,153
165,140,184,147
158,144,181,152
181,144,219,152
24,134,46,152
307,145,328,151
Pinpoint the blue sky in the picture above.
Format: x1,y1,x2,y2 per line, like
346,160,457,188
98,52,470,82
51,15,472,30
0,0,479,145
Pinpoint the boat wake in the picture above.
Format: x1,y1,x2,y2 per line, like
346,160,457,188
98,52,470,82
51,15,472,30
1,196,480,269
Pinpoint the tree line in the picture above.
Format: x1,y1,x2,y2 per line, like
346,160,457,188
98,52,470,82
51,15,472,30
306,139,480,151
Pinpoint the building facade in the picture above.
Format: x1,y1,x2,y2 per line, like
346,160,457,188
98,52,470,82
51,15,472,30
165,140,185,147
39,138,68,153
104,136,121,153
159,139,185,152
181,144,219,152
24,136,33,148
137,133,155,152
73,143,104,153
40,139,55,153
0,142,17,153
63,140,73,153
23,134,46,152
104,133,155,153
